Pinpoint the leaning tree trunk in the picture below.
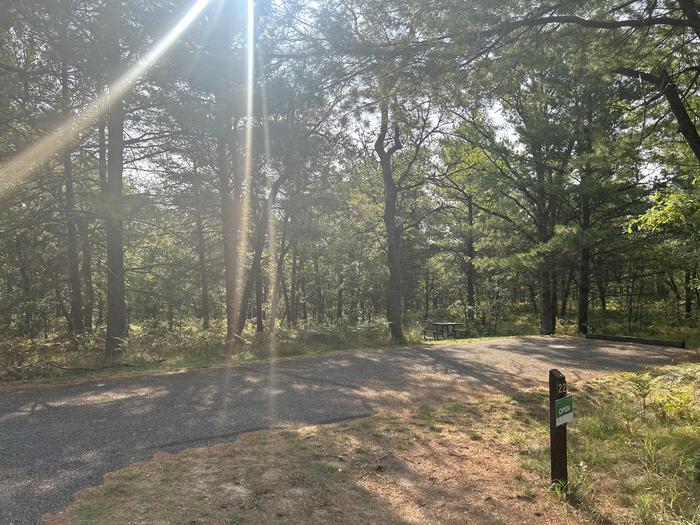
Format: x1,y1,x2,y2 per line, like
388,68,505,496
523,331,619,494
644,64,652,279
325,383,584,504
235,174,288,334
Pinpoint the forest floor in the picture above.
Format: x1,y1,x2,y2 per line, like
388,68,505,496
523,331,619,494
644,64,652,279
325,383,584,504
42,360,700,525
0,326,511,385
1,335,693,524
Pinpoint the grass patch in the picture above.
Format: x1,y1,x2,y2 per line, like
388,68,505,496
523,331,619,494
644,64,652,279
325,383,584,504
44,362,700,524
504,363,700,524
0,318,519,386
45,399,581,525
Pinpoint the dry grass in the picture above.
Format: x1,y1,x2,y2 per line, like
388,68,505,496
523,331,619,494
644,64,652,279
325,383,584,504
43,361,700,525
44,397,585,525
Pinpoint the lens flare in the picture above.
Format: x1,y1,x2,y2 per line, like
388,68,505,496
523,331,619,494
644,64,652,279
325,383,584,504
0,0,213,199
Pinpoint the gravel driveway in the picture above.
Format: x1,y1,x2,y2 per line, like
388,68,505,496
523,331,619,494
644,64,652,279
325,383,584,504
0,335,687,524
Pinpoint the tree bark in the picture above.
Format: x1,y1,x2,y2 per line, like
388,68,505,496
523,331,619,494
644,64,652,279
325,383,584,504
560,272,572,318
235,174,287,334
595,267,607,313
78,220,94,331
104,2,127,356
61,60,84,334
269,211,289,332
255,266,264,332
613,67,700,164
289,241,298,326
465,194,476,320
216,96,238,345
192,160,210,330
539,263,556,334
374,101,404,342
678,0,700,40
684,269,692,319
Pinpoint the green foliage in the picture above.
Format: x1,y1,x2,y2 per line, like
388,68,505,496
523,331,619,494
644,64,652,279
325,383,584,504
518,364,700,524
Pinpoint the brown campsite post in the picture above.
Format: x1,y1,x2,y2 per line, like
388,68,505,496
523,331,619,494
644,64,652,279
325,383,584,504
549,369,568,485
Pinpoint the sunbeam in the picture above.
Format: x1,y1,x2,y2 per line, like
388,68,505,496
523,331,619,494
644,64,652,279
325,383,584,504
0,0,214,199
234,0,256,317
259,58,280,426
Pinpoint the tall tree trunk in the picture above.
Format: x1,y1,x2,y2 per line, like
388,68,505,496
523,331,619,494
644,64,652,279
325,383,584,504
216,97,237,345
336,287,343,320
192,161,210,330
684,269,693,320
551,271,559,318
560,271,572,318
314,255,324,321
269,211,289,332
424,263,430,321
465,194,476,321
374,101,404,342
577,160,592,334
255,268,264,333
300,261,308,321
235,175,287,334
104,3,127,356
17,241,34,335
528,285,538,313
79,220,94,331
61,60,84,334
595,270,607,313
289,241,298,326
539,262,555,334
577,247,591,334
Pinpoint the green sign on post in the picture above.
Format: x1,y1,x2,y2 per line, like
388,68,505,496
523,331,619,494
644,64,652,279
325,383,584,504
555,395,573,427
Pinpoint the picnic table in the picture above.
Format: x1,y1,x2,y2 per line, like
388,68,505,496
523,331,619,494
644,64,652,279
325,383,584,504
432,321,459,339
422,321,467,340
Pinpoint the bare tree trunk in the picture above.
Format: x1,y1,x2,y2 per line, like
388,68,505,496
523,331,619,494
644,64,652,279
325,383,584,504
684,269,692,320
424,263,430,321
61,61,84,334
269,211,289,332
192,161,210,330
216,98,237,345
528,285,538,313
560,271,572,318
289,241,298,326
235,174,287,334
336,287,343,321
577,165,592,334
300,262,308,321
104,2,127,356
255,267,264,333
465,194,476,321
539,263,555,334
374,101,404,342
551,271,559,318
79,220,94,331
314,255,324,321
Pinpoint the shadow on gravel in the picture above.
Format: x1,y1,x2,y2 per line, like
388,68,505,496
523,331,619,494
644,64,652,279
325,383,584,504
0,335,686,524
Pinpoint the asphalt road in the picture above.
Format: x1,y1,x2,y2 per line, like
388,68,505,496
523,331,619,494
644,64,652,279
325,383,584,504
0,335,686,524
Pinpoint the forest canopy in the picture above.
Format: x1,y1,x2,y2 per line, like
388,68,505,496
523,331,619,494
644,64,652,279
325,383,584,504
0,0,698,361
